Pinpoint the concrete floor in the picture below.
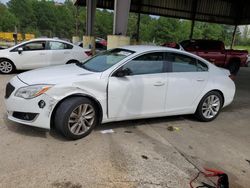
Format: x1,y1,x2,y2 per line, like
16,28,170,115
0,68,249,188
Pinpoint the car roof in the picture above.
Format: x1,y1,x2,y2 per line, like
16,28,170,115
120,45,212,65
119,45,177,53
120,45,181,53
27,38,72,44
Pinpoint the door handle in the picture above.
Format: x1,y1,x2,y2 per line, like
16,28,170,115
40,53,46,55
196,79,205,82
64,52,70,54
154,81,165,86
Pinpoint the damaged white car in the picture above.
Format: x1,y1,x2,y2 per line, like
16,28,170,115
5,46,235,140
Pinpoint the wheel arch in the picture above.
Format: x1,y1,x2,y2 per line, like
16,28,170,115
211,89,225,106
50,93,103,129
0,57,17,72
198,89,225,108
66,59,79,64
0,58,16,67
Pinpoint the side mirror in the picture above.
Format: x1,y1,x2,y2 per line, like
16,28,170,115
18,47,23,54
115,68,132,77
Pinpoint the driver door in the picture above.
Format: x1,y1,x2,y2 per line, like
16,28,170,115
108,52,168,119
11,40,49,69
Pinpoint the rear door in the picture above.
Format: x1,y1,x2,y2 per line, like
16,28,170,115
47,41,73,65
165,52,209,112
108,52,168,119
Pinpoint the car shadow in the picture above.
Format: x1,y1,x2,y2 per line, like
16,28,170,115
6,110,233,141
95,115,195,131
4,117,48,138
4,114,193,141
4,117,70,141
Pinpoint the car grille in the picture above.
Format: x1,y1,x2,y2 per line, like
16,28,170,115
5,83,15,99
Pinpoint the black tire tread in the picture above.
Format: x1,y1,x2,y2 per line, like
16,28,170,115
54,97,98,140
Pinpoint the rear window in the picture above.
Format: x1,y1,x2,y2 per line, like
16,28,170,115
49,41,73,50
166,52,208,72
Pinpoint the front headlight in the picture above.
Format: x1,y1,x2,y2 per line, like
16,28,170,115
15,85,53,99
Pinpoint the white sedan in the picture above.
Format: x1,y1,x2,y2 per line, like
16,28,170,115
4,46,235,140
0,38,90,74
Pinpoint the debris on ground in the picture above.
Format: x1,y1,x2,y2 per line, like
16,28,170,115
100,129,114,134
167,126,180,131
141,155,148,160
124,130,133,133
246,159,250,165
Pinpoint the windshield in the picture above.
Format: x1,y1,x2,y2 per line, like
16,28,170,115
80,48,135,72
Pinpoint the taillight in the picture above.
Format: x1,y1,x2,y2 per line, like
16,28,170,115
85,51,92,56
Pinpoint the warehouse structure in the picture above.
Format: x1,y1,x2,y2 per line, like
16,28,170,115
73,0,250,51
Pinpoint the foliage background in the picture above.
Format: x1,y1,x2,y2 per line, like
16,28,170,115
0,0,249,47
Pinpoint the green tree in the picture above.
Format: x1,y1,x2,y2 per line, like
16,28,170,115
0,3,17,32
8,0,37,33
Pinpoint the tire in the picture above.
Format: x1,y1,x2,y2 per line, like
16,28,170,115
54,97,98,140
195,91,223,122
246,61,250,67
66,60,79,64
227,62,240,75
0,59,15,74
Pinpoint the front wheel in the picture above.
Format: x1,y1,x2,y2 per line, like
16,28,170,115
54,97,98,140
195,91,223,122
227,62,240,75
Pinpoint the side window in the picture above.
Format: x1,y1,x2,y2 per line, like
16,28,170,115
65,43,73,49
166,53,208,72
123,52,165,75
197,60,208,71
49,42,73,50
22,41,46,51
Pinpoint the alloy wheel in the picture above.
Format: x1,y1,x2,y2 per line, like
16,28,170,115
68,104,95,135
0,61,13,73
202,95,221,119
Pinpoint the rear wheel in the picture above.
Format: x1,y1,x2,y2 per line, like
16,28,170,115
227,61,240,75
54,97,98,140
0,59,15,74
195,91,223,122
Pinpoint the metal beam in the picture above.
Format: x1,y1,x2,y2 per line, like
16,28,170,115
230,25,237,49
189,19,195,40
136,13,141,42
189,0,198,39
113,0,131,35
86,0,97,36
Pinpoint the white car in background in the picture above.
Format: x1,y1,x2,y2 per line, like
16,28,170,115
5,46,235,140
0,38,90,74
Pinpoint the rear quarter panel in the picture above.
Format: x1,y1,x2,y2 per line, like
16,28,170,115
194,66,235,109
71,46,88,62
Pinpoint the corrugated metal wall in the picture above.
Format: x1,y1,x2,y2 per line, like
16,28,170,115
74,0,250,25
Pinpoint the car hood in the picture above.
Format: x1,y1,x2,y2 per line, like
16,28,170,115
17,64,97,85
0,48,9,53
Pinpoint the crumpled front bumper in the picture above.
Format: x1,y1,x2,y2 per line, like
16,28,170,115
4,76,57,129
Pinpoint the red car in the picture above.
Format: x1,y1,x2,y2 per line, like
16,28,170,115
164,40,248,75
